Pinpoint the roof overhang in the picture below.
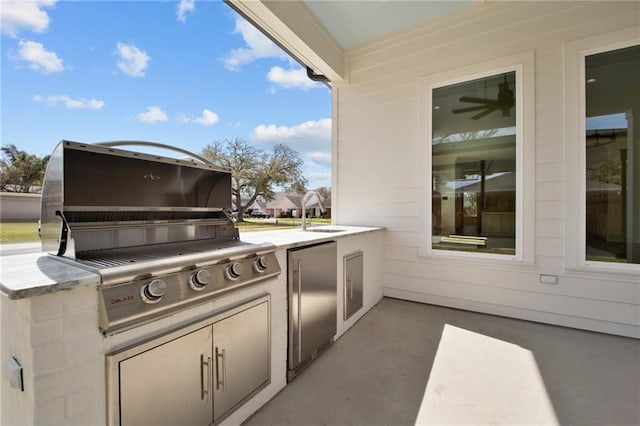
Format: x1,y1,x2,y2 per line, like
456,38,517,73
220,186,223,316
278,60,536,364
226,0,346,82
226,1,477,84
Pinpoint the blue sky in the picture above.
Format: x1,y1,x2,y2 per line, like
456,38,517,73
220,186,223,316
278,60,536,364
0,0,332,189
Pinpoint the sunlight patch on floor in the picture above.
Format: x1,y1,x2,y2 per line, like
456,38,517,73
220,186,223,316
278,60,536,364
415,324,559,425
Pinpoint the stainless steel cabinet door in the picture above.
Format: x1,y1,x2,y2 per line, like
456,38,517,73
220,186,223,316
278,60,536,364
119,326,213,426
288,241,337,371
344,251,363,320
213,301,270,423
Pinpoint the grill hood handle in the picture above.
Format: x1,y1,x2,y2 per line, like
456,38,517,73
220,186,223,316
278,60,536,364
95,141,213,166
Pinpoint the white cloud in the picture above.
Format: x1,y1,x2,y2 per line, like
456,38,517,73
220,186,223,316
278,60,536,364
137,106,167,124
267,66,321,91
193,109,219,126
306,171,332,189
251,118,332,190
0,0,55,37
307,171,332,181
116,42,150,77
306,151,332,167
251,118,331,152
179,109,220,126
176,0,194,23
223,16,288,70
33,94,104,109
16,40,63,73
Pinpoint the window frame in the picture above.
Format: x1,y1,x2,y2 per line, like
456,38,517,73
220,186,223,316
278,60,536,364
564,28,640,274
418,52,535,264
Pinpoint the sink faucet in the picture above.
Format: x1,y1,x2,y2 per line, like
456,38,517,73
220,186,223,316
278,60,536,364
301,191,325,230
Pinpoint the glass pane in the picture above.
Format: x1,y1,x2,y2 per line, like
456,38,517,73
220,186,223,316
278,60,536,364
585,45,640,264
432,71,516,255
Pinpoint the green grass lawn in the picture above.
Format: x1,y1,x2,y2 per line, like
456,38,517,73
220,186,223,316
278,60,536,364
0,222,40,244
0,218,332,244
236,217,330,231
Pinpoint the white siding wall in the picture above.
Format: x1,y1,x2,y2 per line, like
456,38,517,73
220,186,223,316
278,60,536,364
334,1,640,337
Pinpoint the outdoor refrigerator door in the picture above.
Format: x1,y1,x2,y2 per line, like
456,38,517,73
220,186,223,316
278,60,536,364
288,241,337,371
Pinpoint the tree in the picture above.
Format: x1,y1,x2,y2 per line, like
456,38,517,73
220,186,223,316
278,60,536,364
0,145,49,193
436,129,500,144
202,138,307,221
316,186,331,201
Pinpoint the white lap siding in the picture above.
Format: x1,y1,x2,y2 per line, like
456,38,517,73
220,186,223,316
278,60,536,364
334,1,640,337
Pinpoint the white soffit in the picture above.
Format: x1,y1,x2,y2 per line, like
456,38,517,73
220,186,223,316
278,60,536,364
302,0,474,49
228,0,345,81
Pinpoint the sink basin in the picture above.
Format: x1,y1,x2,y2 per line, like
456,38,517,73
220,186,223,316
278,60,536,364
306,228,344,233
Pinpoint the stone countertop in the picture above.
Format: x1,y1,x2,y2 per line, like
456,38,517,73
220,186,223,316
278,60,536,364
0,225,383,300
239,225,384,249
0,252,100,300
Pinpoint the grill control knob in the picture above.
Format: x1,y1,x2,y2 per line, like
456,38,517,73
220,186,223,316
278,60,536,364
189,269,210,291
253,256,269,273
225,262,244,280
141,279,167,304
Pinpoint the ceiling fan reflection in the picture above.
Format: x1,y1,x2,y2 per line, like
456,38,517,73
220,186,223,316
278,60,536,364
452,76,514,120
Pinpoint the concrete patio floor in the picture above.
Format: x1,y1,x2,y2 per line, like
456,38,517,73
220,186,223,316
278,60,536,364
245,297,640,426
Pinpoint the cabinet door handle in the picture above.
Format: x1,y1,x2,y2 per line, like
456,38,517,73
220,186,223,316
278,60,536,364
296,259,302,363
347,277,353,299
200,354,211,401
215,347,226,391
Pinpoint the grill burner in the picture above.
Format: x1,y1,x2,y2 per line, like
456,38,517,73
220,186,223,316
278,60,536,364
40,141,280,334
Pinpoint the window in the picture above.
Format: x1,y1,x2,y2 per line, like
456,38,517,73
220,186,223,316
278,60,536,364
420,52,533,262
430,70,518,256
584,45,640,265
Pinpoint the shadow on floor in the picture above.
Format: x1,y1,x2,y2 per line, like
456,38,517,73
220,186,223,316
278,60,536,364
245,297,640,426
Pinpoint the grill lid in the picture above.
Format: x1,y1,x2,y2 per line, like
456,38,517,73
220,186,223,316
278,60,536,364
40,140,237,258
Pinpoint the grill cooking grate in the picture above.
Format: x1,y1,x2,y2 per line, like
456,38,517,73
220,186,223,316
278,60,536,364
78,250,156,268
74,239,253,269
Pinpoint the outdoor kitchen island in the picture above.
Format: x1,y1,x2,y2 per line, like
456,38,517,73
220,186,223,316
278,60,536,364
0,225,383,426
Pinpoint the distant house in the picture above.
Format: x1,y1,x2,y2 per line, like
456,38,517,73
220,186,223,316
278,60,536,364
246,197,268,214
272,193,302,217
247,191,330,218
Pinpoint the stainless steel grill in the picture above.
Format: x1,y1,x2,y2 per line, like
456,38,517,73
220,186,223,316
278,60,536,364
40,140,280,334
